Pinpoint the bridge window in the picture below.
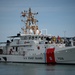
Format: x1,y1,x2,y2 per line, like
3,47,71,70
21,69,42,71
29,36,31,40
35,36,37,40
32,36,34,40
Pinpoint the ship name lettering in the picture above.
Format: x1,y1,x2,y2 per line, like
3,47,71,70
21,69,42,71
57,57,64,60
35,57,43,60
23,57,43,60
24,57,27,59
28,57,34,59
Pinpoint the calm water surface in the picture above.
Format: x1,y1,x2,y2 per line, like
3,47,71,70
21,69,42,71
0,63,75,75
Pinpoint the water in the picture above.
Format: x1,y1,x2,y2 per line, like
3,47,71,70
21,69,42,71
0,63,75,75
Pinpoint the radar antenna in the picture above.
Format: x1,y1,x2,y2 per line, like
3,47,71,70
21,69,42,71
21,8,40,34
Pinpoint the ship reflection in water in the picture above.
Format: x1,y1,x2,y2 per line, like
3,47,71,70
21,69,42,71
0,63,75,75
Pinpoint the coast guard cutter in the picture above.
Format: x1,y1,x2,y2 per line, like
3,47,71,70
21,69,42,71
0,8,75,64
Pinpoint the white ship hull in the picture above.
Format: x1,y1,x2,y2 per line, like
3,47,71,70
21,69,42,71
0,54,45,63
0,46,75,64
55,46,75,64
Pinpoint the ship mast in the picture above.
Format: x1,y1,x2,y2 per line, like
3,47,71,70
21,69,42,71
21,8,40,34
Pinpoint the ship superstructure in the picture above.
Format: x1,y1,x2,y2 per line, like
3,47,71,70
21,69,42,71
0,8,75,64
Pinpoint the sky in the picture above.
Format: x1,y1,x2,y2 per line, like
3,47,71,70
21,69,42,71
0,0,75,42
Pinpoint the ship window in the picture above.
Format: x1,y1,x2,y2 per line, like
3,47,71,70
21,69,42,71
35,36,37,38
34,36,36,40
29,36,31,40
0,49,3,54
32,36,34,40
24,36,27,40
39,36,41,38
41,37,43,40
39,36,41,39
35,36,37,40
44,36,46,38
13,47,14,49
16,47,18,52
11,39,13,42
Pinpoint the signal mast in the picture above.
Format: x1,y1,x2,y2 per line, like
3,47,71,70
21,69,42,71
21,8,40,34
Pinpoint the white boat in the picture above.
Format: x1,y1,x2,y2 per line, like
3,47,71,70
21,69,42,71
0,8,75,64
